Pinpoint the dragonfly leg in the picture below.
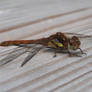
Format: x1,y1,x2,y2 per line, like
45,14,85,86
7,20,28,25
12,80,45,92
79,48,86,55
68,49,82,57
68,50,73,57
53,49,57,57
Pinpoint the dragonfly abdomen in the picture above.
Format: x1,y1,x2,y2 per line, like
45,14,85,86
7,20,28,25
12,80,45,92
0,38,49,46
0,40,40,46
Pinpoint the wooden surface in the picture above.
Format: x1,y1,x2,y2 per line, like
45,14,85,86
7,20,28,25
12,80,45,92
0,0,92,92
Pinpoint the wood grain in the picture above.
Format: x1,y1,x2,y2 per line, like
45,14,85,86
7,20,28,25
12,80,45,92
0,0,92,92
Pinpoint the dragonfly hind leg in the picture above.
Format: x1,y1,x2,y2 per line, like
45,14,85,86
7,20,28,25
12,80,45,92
53,49,57,57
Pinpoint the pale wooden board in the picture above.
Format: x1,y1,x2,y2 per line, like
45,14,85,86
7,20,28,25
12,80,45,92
0,0,92,92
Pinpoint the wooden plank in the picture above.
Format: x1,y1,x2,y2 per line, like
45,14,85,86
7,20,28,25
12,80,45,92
0,0,92,92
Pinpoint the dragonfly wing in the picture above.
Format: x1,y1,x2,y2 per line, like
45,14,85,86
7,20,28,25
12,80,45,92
16,44,36,48
0,47,28,66
0,47,20,57
65,32,92,38
21,45,44,67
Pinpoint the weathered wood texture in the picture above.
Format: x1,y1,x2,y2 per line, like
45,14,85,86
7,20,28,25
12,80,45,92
0,0,92,92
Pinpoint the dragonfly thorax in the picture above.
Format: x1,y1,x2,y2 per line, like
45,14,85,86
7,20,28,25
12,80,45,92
47,39,64,48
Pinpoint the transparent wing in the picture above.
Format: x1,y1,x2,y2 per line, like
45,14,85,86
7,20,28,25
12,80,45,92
65,32,92,38
0,44,44,67
0,47,29,66
0,47,20,57
21,45,44,67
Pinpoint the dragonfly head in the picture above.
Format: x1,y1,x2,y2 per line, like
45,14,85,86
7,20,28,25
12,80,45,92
69,36,81,50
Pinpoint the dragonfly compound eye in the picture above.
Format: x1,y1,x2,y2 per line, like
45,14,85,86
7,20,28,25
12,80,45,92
70,36,81,50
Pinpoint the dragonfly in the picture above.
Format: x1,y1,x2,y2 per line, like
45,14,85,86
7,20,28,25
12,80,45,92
0,32,91,67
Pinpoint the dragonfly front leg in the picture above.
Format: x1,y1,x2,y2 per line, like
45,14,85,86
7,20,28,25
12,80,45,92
78,48,86,55
68,49,82,57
